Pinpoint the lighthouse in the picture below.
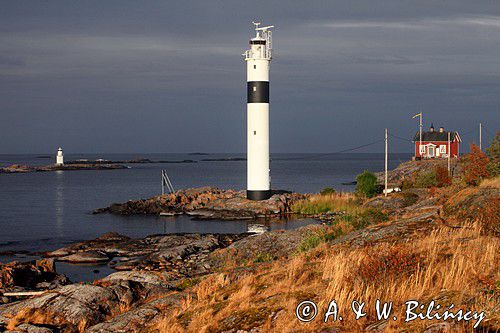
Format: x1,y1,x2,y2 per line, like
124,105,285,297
56,147,64,165
244,22,274,200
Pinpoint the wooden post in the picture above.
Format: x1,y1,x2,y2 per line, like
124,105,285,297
479,123,482,151
412,112,423,159
385,128,388,197
448,131,451,175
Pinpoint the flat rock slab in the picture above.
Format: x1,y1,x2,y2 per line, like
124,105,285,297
59,250,110,263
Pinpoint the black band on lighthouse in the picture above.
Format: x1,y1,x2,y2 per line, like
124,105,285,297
247,81,269,103
247,190,272,200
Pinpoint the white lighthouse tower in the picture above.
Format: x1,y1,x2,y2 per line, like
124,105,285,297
56,147,64,165
244,22,274,200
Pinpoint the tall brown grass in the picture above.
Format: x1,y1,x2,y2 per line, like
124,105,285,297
292,192,361,215
155,222,499,332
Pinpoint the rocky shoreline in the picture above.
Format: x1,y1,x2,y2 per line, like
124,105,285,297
93,187,306,220
0,225,322,331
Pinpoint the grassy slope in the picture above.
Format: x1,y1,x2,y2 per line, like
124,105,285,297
153,177,499,332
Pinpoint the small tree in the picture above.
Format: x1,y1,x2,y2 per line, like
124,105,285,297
486,131,500,177
462,144,490,186
355,170,378,198
320,187,336,195
435,165,452,187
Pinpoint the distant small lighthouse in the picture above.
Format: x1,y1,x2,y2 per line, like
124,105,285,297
56,147,64,165
244,22,274,200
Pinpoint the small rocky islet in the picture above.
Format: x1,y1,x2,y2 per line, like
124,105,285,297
0,158,197,174
0,163,128,173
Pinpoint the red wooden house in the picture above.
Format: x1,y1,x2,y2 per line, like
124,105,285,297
413,124,461,159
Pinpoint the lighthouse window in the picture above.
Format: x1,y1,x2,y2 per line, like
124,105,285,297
254,65,256,69
253,86,257,92
253,131,256,135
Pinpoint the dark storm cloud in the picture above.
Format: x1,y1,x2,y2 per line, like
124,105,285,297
0,1,499,153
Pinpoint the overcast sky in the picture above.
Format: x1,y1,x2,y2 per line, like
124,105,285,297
0,1,499,154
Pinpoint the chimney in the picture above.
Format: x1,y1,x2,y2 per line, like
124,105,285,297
430,123,434,132
439,126,444,133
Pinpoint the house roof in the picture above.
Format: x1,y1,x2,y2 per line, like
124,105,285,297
413,130,460,142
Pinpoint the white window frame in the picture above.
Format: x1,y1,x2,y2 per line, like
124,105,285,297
439,145,446,154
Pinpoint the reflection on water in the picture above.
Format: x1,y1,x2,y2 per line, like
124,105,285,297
55,170,64,238
247,224,270,234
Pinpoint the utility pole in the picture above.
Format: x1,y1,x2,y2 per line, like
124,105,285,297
412,112,423,158
479,123,482,151
385,128,388,197
447,131,451,175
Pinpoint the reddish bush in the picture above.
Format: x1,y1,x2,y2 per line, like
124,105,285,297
435,165,452,187
461,144,490,186
357,245,424,283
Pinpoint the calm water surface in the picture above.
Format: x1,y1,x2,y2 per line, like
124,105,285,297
0,153,409,279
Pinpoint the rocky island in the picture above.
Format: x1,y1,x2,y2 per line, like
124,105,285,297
0,163,128,174
0,148,498,332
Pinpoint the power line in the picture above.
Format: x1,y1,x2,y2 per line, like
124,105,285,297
274,139,384,161
389,133,413,143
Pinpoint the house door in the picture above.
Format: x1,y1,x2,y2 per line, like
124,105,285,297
428,146,435,157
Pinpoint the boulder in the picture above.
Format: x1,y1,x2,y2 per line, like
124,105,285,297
0,259,67,291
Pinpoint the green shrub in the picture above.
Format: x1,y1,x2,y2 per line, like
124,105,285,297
320,187,336,195
254,252,274,263
414,170,438,188
176,277,200,291
296,208,388,253
297,228,345,253
355,170,378,198
297,232,324,252
351,208,389,230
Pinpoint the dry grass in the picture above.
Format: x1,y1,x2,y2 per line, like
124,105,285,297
155,222,499,332
292,192,361,215
480,175,500,188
